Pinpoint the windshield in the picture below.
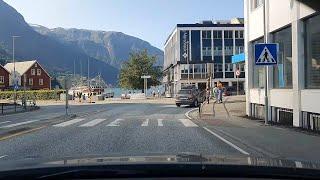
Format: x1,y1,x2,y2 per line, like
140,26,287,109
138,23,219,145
178,90,192,94
1,0,320,173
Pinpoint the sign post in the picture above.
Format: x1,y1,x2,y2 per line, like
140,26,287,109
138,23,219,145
254,42,278,125
141,75,151,97
64,77,71,116
235,69,241,96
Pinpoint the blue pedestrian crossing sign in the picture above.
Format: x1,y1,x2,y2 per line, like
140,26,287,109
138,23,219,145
255,43,278,65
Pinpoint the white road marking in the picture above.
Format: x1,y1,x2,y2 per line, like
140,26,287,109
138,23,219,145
160,105,177,108
203,127,250,155
179,119,198,127
53,119,85,127
106,119,124,127
157,119,163,126
0,121,11,125
185,108,198,120
295,161,303,168
141,119,149,126
79,119,106,127
0,120,39,128
0,155,8,159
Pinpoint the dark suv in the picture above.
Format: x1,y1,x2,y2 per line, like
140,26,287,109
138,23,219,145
175,88,204,107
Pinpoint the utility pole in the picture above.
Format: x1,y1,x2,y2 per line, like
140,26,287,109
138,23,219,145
12,36,20,105
187,42,190,84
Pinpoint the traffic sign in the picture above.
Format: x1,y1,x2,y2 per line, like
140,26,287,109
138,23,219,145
14,84,19,90
255,43,278,65
141,75,151,79
235,69,241,76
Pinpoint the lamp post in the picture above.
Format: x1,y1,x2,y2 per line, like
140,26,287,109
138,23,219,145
12,35,20,105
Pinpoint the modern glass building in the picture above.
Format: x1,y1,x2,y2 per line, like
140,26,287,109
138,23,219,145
245,0,320,131
163,18,244,97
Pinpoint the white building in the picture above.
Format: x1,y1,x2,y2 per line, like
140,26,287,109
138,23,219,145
245,0,320,130
163,18,245,97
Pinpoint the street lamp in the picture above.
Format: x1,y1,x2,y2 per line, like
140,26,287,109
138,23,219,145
12,35,20,105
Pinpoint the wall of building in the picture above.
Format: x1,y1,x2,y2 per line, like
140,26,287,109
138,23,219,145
21,62,51,90
245,0,319,128
0,67,9,90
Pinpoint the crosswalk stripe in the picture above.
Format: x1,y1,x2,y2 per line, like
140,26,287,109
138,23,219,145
79,119,106,127
141,119,149,126
0,121,11,125
157,119,163,126
53,118,85,127
179,119,198,127
0,120,39,128
106,119,123,127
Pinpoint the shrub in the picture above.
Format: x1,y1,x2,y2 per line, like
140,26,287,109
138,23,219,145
0,90,66,100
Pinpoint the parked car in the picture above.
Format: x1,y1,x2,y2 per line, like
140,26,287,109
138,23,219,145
175,88,204,107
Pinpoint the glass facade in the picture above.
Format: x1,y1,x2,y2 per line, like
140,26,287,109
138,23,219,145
252,38,265,88
305,14,320,89
272,26,293,88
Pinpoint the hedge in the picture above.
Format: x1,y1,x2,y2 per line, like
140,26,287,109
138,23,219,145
0,90,66,100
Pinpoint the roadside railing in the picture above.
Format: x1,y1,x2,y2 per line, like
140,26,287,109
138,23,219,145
0,99,37,115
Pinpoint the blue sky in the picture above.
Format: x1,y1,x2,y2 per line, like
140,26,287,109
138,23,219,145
4,0,243,49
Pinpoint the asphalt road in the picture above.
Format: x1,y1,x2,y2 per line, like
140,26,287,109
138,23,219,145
0,103,245,164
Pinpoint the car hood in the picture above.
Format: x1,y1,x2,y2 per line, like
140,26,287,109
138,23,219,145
1,153,320,171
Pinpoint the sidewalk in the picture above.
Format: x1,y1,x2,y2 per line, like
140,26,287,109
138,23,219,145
191,95,320,162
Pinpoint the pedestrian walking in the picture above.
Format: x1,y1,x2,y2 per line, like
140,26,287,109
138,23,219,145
157,89,160,98
206,88,210,104
217,81,223,103
152,90,156,97
213,84,219,103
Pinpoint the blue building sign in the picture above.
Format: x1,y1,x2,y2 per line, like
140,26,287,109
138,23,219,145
255,43,278,65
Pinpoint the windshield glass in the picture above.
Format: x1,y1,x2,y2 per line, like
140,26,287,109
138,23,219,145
178,90,192,94
0,0,320,173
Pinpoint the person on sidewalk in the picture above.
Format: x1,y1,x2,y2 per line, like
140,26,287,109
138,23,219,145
213,84,219,103
217,81,223,103
206,88,210,104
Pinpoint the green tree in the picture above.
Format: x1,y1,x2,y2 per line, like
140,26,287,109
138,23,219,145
119,50,162,91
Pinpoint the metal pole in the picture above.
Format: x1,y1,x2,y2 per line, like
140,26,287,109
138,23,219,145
187,42,190,84
237,75,239,96
12,36,16,105
65,77,68,116
263,0,269,125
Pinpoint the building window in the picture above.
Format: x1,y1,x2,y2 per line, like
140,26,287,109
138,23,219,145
224,46,234,55
235,30,244,39
0,76,4,84
224,30,233,39
225,63,234,72
29,78,33,85
213,46,222,56
272,26,292,89
201,64,207,73
252,0,263,9
39,79,43,85
37,69,41,76
31,69,35,75
202,47,212,56
213,31,222,39
202,31,211,39
194,64,201,74
235,46,244,54
252,38,265,88
214,64,223,72
305,14,320,89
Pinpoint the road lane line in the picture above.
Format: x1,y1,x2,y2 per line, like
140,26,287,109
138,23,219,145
141,119,149,126
0,125,47,141
106,119,123,127
79,119,106,127
179,119,198,127
185,108,198,120
157,119,163,126
53,118,85,127
0,121,11,125
0,155,8,159
203,127,249,155
0,120,39,128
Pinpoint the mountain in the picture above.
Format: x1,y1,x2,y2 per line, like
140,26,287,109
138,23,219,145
31,25,164,69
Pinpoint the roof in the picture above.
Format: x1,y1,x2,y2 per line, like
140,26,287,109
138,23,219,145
0,64,10,74
4,60,37,75
176,23,244,28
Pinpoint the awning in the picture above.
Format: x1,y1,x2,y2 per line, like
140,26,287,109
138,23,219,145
232,53,245,64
